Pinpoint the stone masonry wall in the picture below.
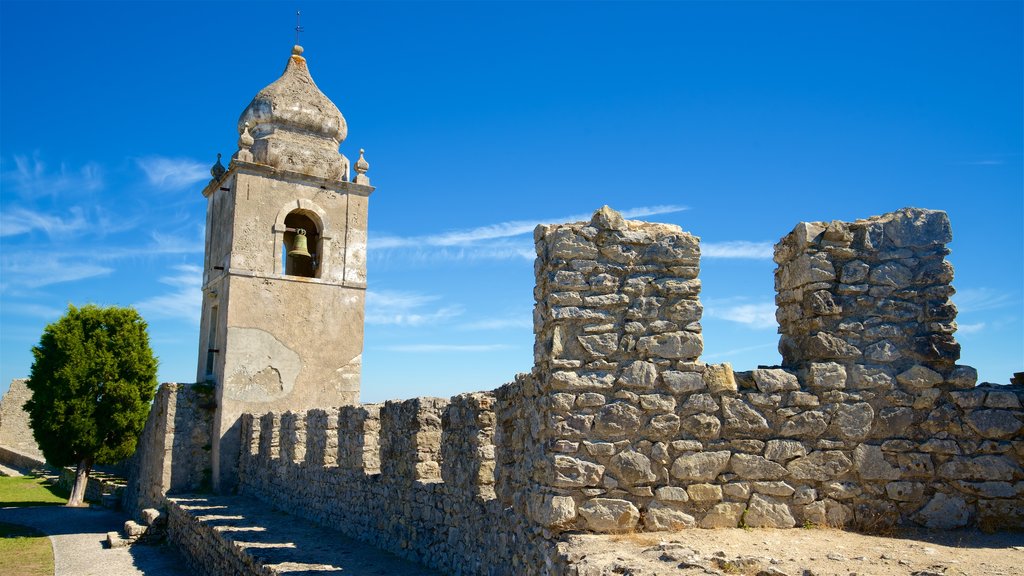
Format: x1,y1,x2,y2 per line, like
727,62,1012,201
122,383,214,520
520,207,1022,534
0,378,44,460
222,206,1021,576
237,393,559,576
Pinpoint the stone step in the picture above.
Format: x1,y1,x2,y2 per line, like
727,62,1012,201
167,494,441,576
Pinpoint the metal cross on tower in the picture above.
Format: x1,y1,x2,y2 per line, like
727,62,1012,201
295,10,304,45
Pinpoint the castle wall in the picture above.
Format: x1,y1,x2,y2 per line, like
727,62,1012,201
236,392,558,575
121,383,213,519
196,206,1021,576
0,378,43,460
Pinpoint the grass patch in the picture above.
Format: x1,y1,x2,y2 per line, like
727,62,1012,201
0,474,69,507
0,522,53,576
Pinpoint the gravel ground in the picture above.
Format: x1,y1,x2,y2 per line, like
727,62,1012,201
0,505,189,576
562,527,1024,576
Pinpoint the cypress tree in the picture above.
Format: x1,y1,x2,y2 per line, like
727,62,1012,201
25,304,158,506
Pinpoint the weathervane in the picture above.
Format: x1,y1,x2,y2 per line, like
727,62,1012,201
295,10,304,45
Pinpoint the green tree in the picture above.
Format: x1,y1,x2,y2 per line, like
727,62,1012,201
25,304,158,507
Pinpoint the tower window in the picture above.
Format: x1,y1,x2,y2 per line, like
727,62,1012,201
282,211,320,278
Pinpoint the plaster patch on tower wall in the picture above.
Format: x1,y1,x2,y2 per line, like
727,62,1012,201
223,327,300,402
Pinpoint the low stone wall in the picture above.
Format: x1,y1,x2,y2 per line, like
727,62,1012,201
0,445,46,471
122,383,214,520
237,392,559,576
0,378,44,460
166,497,261,576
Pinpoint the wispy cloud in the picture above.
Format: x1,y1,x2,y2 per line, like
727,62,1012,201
370,204,688,252
954,287,1014,313
0,256,113,291
136,156,209,190
953,160,1004,166
459,316,533,330
2,155,104,198
702,241,774,259
365,290,463,326
2,302,65,320
703,342,777,361
382,343,513,353
0,207,90,238
704,298,778,329
957,322,986,335
134,264,204,324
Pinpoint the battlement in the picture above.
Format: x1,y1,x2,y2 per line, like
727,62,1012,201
130,206,1023,576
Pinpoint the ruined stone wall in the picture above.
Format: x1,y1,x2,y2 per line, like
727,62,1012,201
519,207,1022,534
221,206,1021,576
236,392,559,576
0,378,43,460
122,383,214,520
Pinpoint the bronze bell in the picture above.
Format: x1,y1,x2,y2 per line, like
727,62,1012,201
288,229,312,259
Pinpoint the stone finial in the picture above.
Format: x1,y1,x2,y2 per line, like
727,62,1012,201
292,44,304,57
354,148,370,185
235,122,255,163
210,153,226,180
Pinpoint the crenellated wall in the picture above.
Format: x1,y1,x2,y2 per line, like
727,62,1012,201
236,393,557,575
201,206,1020,576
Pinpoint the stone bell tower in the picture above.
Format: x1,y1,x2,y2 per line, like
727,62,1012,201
197,45,373,490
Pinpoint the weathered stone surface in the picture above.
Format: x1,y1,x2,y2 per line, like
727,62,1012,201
578,334,619,357
744,494,796,528
721,397,770,436
552,370,616,391
914,493,969,530
643,501,696,531
848,365,895,389
680,414,721,440
985,389,1022,409
938,455,1020,481
765,439,807,463
579,498,640,532
609,450,656,486
803,498,850,527
662,370,705,394
883,208,952,248
965,409,1023,440
832,402,874,441
703,363,737,394
853,444,900,480
593,402,643,437
730,454,787,480
806,362,847,389
787,451,853,481
699,502,745,528
686,483,723,503
553,455,605,487
806,332,861,360
896,365,943,390
780,410,829,437
752,369,799,393
531,494,578,527
864,340,901,363
636,331,703,359
671,451,731,482
654,486,689,502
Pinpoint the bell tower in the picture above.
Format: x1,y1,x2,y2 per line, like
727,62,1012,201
197,45,373,491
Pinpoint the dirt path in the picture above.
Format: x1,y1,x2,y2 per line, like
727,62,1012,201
563,527,1024,576
0,505,189,576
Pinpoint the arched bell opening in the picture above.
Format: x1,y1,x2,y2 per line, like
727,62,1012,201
282,211,321,278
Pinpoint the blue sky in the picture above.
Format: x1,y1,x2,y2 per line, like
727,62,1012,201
1,1,1021,402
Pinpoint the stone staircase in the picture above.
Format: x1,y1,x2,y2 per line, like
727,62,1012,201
107,507,167,548
164,494,440,575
